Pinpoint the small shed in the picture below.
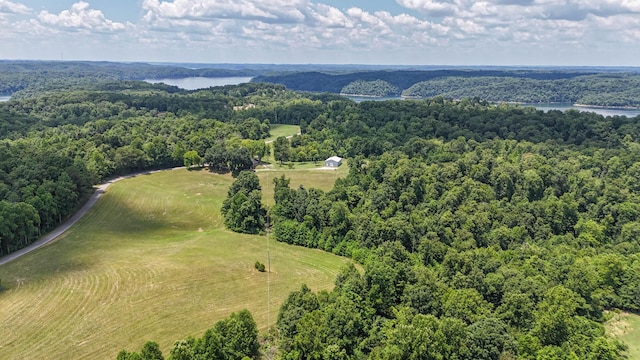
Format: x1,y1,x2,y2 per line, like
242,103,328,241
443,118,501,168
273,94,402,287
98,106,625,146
325,156,343,167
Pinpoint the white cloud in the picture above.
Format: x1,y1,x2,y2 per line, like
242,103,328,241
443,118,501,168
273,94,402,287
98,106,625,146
307,3,352,28
142,0,307,24
38,2,128,33
347,8,386,28
396,0,458,16
396,0,640,20
443,17,485,35
131,0,640,61
0,0,29,15
0,0,639,64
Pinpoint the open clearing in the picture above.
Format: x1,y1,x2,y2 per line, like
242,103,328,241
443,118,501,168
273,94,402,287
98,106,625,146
0,169,351,359
258,161,349,206
264,124,300,143
606,311,640,359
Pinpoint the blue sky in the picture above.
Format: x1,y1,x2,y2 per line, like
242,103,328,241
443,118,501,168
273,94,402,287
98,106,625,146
1,0,639,66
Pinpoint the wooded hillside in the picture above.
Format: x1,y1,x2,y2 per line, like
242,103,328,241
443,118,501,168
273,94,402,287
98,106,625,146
254,70,640,107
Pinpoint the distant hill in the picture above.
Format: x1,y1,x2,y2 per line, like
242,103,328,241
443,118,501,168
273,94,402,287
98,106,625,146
251,69,593,93
252,70,640,107
3,61,640,107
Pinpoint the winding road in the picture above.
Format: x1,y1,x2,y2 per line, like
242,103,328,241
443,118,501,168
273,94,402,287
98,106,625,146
0,170,169,266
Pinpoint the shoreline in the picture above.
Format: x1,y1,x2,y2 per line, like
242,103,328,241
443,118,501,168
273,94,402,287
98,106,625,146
340,93,401,98
573,103,640,110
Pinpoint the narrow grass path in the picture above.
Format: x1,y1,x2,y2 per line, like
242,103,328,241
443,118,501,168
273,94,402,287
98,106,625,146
0,169,351,359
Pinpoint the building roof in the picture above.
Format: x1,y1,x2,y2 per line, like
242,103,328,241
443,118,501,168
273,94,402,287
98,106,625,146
326,156,343,162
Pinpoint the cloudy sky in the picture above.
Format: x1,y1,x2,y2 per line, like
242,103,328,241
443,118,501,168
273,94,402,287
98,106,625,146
1,0,639,65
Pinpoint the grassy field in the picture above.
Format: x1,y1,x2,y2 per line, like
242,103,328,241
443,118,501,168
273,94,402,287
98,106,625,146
264,124,300,143
258,161,349,206
606,311,640,359
0,168,350,359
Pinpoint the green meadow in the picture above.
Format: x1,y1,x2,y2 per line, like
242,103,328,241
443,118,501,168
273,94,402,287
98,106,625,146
264,124,300,143
0,168,351,359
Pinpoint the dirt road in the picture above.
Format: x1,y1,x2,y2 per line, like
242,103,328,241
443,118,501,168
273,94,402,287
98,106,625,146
0,169,173,266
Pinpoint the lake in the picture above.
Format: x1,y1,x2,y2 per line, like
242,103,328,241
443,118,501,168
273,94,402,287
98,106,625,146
346,96,640,117
525,103,640,118
144,76,253,90
0,96,11,102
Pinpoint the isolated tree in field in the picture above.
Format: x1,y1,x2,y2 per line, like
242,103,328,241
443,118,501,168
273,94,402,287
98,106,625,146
221,171,266,234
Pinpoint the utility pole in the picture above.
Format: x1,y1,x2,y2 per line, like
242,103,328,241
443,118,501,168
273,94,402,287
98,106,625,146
265,211,272,360
266,212,271,330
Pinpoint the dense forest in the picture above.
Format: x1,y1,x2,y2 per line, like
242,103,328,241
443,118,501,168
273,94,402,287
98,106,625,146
254,70,640,107
259,98,640,359
1,70,640,359
210,93,640,359
268,142,638,359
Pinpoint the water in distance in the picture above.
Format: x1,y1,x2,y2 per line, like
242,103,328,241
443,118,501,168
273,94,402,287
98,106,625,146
0,96,11,102
346,96,640,118
144,76,253,90
526,103,640,118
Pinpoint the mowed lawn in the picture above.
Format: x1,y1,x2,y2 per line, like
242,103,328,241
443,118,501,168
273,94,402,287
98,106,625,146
258,161,349,206
264,124,300,142
606,312,640,359
0,169,351,359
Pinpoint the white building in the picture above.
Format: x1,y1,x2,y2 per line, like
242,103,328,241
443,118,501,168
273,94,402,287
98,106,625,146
325,156,343,167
